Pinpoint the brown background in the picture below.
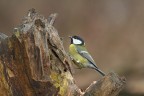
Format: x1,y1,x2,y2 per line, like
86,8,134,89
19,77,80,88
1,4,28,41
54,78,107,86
0,0,144,96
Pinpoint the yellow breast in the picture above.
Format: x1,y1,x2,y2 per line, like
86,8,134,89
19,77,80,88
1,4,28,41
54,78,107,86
69,44,87,68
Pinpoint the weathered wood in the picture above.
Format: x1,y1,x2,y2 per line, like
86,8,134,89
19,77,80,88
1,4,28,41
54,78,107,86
84,72,126,96
0,9,126,96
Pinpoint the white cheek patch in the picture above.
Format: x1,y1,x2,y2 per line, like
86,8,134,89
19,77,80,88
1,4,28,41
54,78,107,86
73,38,82,44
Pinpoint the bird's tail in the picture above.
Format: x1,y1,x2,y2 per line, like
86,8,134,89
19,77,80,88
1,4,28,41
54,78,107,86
94,68,105,76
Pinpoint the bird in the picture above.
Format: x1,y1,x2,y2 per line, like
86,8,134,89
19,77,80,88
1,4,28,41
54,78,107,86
69,35,105,76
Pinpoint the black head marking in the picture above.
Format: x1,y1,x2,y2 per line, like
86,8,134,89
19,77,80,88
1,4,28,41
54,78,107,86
70,35,85,45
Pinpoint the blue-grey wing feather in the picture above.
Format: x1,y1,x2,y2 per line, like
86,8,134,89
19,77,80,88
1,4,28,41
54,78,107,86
76,46,105,76
77,46,97,66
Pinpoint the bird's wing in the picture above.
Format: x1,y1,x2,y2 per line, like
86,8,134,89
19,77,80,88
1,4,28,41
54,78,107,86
77,46,97,67
77,46,106,76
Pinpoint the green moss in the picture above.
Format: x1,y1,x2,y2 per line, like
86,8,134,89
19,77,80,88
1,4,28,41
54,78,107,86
0,62,12,95
8,39,13,49
14,28,20,38
50,71,71,96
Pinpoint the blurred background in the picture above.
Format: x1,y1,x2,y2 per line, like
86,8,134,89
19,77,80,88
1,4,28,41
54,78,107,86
0,0,144,96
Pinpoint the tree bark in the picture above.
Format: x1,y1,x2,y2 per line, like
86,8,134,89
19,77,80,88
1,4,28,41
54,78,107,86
0,9,126,96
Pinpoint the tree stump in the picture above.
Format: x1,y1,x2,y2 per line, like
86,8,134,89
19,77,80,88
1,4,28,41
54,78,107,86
0,9,126,96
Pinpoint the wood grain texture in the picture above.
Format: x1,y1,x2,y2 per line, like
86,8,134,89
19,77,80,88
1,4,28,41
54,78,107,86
84,72,126,96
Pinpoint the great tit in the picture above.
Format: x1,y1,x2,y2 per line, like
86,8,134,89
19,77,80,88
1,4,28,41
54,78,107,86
69,35,105,76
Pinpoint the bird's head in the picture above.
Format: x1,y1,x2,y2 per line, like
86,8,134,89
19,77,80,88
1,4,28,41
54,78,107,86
69,35,85,45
